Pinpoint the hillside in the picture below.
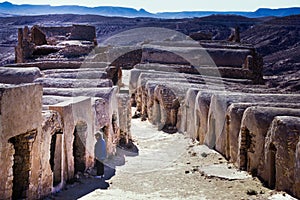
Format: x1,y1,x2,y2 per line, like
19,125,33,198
241,15,300,92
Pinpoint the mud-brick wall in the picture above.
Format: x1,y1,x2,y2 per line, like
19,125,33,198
93,87,120,157
0,83,43,199
49,97,94,183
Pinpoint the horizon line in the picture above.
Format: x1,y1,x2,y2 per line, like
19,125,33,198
1,1,300,13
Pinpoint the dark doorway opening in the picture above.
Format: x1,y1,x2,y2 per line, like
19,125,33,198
73,121,87,174
239,127,253,171
153,100,161,125
268,143,277,189
50,131,63,187
9,130,37,200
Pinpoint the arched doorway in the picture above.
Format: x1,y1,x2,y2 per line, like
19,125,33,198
268,143,277,189
49,130,63,187
73,121,88,174
8,130,37,200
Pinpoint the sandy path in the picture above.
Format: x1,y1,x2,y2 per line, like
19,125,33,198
47,117,296,200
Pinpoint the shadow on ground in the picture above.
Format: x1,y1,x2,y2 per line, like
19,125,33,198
45,142,139,200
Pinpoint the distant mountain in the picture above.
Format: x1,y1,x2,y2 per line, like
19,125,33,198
0,1,299,18
157,8,300,19
0,1,154,18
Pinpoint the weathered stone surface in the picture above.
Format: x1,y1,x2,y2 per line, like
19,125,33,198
7,22,299,199
32,45,62,55
15,25,98,64
31,26,47,46
4,24,131,199
180,88,199,134
237,107,300,177
42,66,108,75
136,72,203,114
207,93,300,151
195,90,221,144
45,71,107,79
68,25,96,42
49,97,94,181
34,78,113,88
263,116,300,197
110,49,142,69
106,65,122,86
296,139,300,198
189,32,213,41
41,110,63,193
57,44,94,58
42,95,75,106
117,93,132,145
225,103,300,164
5,61,109,70
0,84,43,199
92,88,119,157
143,80,217,133
43,87,116,99
132,67,261,124
138,41,263,83
142,44,251,67
0,67,43,84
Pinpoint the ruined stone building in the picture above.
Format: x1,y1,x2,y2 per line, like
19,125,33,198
0,24,300,199
0,25,131,199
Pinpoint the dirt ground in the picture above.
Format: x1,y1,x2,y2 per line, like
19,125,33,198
46,116,297,200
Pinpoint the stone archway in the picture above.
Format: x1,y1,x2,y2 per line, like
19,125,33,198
8,130,37,200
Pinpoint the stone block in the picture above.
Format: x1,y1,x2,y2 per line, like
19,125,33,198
34,78,113,88
0,67,42,84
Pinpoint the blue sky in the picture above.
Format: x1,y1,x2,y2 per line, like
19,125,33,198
4,0,300,12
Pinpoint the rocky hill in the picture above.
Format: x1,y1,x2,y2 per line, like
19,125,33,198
241,15,300,92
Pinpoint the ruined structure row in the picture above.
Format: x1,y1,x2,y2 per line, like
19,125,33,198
129,41,300,198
